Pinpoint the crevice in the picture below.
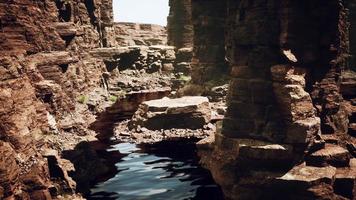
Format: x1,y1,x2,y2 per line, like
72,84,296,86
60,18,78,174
117,50,141,71
47,156,66,179
84,0,105,47
59,64,69,73
84,0,97,27
55,0,72,22
334,178,354,199
43,93,53,103
104,60,118,72
62,141,121,196
62,35,75,47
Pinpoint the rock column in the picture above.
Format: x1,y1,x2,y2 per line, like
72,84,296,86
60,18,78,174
190,0,228,85
348,0,356,70
167,0,193,49
198,0,356,199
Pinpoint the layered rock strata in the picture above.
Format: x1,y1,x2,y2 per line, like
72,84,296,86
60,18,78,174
1,0,356,199
167,0,194,49
190,0,229,85
0,0,112,199
129,96,211,130
105,22,168,47
198,0,356,199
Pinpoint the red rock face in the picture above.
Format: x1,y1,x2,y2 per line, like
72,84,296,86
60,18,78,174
0,0,355,199
198,0,356,199
0,1,64,198
167,0,193,49
190,0,229,85
0,0,65,56
0,70,52,199
105,22,168,47
0,0,110,199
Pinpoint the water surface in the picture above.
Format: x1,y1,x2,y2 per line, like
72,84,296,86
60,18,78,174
88,142,223,200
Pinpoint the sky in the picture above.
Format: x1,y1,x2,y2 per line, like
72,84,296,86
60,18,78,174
113,0,170,26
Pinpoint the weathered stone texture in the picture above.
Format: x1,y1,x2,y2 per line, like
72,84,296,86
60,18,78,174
167,0,193,49
0,0,110,198
105,22,168,47
130,96,211,130
198,0,356,199
190,0,229,85
0,0,65,56
348,1,356,71
223,0,285,144
1,0,356,199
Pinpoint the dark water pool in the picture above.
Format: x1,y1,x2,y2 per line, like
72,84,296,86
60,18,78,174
87,142,223,200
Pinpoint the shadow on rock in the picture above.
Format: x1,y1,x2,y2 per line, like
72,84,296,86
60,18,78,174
89,89,171,141
62,140,124,196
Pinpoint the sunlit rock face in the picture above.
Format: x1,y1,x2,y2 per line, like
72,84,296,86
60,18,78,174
0,0,112,199
130,96,211,130
198,0,356,199
105,22,168,47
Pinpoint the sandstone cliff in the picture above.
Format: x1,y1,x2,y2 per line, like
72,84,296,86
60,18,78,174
0,0,356,200
0,0,111,199
198,0,356,199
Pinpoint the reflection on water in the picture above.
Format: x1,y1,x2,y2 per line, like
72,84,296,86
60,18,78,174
88,142,223,200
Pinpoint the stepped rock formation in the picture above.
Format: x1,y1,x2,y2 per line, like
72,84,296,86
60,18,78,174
198,0,356,199
0,0,356,199
0,0,111,198
105,22,168,47
129,96,211,130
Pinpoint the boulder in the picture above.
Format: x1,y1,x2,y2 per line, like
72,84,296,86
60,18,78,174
277,163,336,186
176,48,193,63
237,139,295,170
239,142,293,161
129,96,211,130
333,159,356,199
306,144,350,167
285,117,321,144
341,70,356,98
207,84,229,102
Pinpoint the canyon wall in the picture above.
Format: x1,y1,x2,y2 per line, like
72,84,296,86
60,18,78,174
198,0,356,199
167,0,193,49
1,0,355,200
0,0,112,199
348,1,356,71
0,0,191,199
105,22,167,47
190,0,229,87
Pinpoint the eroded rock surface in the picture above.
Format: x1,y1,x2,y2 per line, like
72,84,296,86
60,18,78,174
130,96,211,130
1,0,356,199
105,23,168,47
197,0,356,199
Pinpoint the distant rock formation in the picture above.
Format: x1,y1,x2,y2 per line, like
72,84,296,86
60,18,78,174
105,22,168,47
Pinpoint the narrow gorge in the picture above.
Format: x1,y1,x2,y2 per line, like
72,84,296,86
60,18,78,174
0,0,355,200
